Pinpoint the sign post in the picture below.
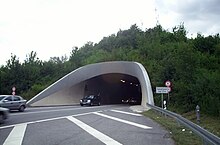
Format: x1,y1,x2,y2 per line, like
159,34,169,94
156,87,169,109
156,81,172,109
165,81,172,102
12,86,16,96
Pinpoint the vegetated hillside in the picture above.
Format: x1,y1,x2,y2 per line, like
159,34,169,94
0,24,219,117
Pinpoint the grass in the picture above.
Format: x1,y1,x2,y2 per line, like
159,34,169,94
181,111,220,138
142,110,203,145
167,106,220,138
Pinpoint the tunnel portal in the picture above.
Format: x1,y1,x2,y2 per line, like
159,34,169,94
84,73,141,105
27,61,154,108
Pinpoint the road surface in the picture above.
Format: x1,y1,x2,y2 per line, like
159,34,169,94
0,105,174,145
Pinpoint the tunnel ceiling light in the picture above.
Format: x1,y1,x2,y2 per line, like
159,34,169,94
130,82,133,85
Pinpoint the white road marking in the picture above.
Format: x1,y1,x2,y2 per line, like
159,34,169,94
72,111,102,117
0,111,102,129
10,106,104,116
111,110,142,116
67,116,122,145
3,123,27,145
93,112,152,129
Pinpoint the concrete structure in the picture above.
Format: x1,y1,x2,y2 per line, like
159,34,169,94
27,61,154,108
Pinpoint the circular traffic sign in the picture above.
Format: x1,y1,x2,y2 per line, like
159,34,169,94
165,80,171,87
167,87,171,92
12,87,16,92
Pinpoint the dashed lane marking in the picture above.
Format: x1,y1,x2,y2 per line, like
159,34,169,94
93,112,152,129
111,110,142,116
3,123,27,145
67,116,123,145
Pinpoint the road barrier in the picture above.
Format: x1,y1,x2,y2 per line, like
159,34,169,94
147,103,220,145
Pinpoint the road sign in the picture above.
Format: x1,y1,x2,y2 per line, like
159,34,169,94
12,87,16,92
165,80,171,87
167,87,171,92
12,86,16,96
156,87,169,94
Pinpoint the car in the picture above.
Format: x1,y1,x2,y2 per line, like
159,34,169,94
128,97,138,105
122,99,129,103
0,95,27,112
0,107,9,124
122,97,141,105
121,97,140,105
128,97,141,105
122,98,129,104
80,95,101,106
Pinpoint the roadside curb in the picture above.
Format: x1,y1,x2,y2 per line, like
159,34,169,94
130,105,148,113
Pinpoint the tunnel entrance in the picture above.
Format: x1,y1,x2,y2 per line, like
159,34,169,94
84,73,141,105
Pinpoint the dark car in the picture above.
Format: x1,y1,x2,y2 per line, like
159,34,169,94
80,95,101,106
128,97,138,105
121,97,141,105
0,107,9,124
0,95,27,112
121,97,140,105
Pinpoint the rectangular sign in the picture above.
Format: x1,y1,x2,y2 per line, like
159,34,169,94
156,87,169,94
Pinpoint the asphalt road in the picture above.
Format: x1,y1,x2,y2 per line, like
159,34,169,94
0,105,174,145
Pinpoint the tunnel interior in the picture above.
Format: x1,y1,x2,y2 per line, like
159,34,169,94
83,73,141,105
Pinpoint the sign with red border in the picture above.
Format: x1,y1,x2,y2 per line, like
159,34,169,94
12,86,16,92
167,86,171,92
165,80,171,87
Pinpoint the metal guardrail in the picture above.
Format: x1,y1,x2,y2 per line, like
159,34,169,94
147,103,220,145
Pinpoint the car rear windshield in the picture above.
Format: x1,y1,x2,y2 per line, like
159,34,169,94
84,95,94,99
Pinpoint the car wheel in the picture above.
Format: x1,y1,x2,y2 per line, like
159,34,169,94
80,104,83,106
19,106,25,112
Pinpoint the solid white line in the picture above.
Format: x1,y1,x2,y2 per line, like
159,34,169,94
3,123,27,145
93,112,152,129
67,116,122,145
10,106,102,116
0,111,102,130
111,110,142,116
10,105,124,116
72,111,102,117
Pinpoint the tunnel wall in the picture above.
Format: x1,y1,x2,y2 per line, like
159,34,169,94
27,61,154,108
31,82,86,106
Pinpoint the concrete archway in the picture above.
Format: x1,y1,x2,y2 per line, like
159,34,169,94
27,61,154,108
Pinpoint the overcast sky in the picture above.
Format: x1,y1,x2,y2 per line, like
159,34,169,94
0,0,219,65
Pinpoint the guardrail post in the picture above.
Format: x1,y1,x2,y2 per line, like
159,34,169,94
196,105,200,124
